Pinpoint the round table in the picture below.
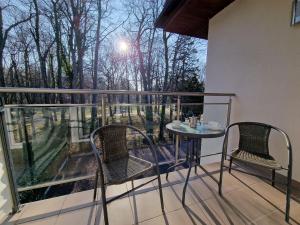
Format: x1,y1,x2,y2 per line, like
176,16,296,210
166,122,225,204
166,122,225,139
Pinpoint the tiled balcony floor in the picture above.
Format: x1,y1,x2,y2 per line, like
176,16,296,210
6,163,300,225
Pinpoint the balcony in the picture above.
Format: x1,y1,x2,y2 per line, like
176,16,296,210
1,0,300,224
0,89,299,225
5,163,300,225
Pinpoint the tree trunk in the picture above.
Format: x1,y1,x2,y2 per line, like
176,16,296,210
0,8,6,88
159,31,169,141
0,52,5,87
91,0,102,131
52,0,63,103
32,0,50,104
24,46,32,103
134,66,140,116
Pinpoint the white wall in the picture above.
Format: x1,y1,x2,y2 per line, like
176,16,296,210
0,135,13,223
206,0,300,181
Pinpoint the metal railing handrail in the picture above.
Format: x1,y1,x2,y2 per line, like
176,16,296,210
3,102,230,108
0,87,235,97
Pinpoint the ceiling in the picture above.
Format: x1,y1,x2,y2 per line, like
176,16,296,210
155,0,235,39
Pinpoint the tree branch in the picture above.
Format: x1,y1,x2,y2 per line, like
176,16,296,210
3,14,33,45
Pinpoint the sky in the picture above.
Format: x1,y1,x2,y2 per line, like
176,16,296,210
107,0,207,66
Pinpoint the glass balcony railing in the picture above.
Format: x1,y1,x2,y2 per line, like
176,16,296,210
0,89,235,209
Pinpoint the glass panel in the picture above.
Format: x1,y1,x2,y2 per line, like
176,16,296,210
5,106,103,189
0,113,14,221
3,95,230,203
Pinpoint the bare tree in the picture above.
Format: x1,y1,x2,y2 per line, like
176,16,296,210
31,0,54,103
125,0,163,137
158,31,170,140
0,3,31,91
48,0,64,103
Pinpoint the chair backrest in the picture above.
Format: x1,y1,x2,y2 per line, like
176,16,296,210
238,123,271,157
93,125,129,162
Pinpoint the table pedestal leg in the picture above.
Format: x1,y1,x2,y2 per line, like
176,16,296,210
182,139,193,205
195,139,202,173
194,140,197,174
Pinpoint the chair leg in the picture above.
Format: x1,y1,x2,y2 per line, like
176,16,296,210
229,157,233,174
271,169,275,187
182,161,192,205
166,171,169,180
157,175,165,213
100,179,109,225
93,170,99,201
285,168,292,223
97,171,109,225
219,150,226,196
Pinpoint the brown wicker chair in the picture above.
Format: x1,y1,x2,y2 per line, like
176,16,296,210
218,122,292,222
90,124,164,225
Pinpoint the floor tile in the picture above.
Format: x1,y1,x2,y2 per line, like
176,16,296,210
127,176,156,192
106,183,128,198
213,171,245,193
200,162,221,173
187,177,218,202
202,196,253,225
130,189,164,223
61,190,94,211
228,169,262,186
139,208,198,225
138,215,166,225
223,187,277,222
153,169,185,186
249,181,288,211
18,196,66,222
164,204,213,225
181,203,214,225
290,200,300,223
18,215,57,225
252,210,298,225
55,206,96,225
165,208,197,225
5,208,24,225
158,184,195,212
95,197,134,225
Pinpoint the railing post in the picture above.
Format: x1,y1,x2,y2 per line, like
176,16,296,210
225,97,232,161
0,97,19,214
175,96,181,163
226,97,232,127
101,95,106,125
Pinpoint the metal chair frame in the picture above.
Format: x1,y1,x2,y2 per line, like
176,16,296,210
218,122,293,223
90,124,164,225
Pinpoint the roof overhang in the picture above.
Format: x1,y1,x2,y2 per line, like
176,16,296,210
155,0,235,39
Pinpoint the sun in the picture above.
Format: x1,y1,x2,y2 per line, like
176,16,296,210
118,40,129,53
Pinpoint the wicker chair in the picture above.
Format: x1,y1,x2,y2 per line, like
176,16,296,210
90,124,164,225
218,122,292,222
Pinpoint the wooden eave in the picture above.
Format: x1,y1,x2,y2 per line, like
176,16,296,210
155,0,235,39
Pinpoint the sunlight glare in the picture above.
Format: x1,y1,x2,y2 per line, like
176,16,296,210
118,40,129,53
